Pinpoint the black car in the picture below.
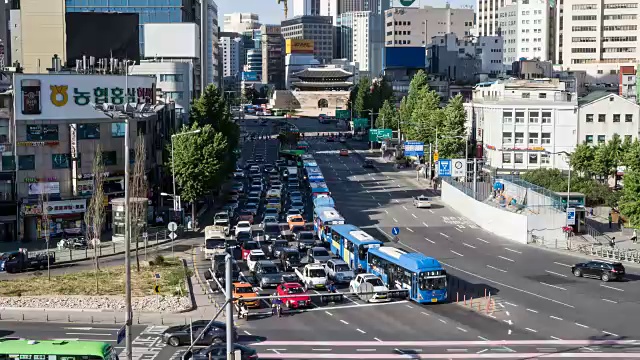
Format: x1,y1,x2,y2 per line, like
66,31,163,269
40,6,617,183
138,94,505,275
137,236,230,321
279,247,301,271
363,159,375,168
268,239,289,258
572,260,625,282
190,343,258,360
162,320,238,347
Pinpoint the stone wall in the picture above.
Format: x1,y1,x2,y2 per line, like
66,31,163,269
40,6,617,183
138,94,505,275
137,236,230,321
271,90,350,117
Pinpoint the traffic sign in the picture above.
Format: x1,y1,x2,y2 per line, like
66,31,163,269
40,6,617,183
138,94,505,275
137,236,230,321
169,232,178,240
167,222,178,232
154,273,161,279
353,118,368,128
368,129,392,142
451,159,467,177
336,109,350,119
391,227,400,236
404,141,425,157
567,207,576,226
438,159,452,177
154,285,160,294
433,151,439,162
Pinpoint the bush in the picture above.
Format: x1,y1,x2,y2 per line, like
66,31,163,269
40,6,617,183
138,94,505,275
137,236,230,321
149,255,166,267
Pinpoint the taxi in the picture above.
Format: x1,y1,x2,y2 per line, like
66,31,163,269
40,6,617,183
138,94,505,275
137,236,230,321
266,189,281,198
265,197,282,212
232,282,260,308
339,149,349,156
287,214,306,230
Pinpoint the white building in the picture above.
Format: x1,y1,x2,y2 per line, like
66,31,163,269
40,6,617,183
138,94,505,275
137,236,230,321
207,0,220,87
464,79,578,172
556,0,640,82
498,0,552,67
223,13,260,33
319,0,339,24
293,0,320,16
220,35,243,78
338,11,383,78
475,0,502,36
577,91,640,146
285,53,321,89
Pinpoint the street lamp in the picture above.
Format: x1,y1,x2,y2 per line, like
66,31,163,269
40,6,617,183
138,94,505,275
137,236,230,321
545,150,572,227
170,129,202,214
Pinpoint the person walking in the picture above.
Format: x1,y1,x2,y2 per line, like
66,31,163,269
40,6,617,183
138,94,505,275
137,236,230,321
608,212,613,229
632,229,638,243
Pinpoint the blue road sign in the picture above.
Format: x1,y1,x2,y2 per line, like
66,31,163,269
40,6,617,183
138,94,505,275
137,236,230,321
567,207,576,226
438,159,452,177
391,227,400,236
404,141,425,157
117,325,125,344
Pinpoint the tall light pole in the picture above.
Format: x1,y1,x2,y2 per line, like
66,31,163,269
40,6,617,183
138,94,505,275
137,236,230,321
545,150,571,226
170,129,202,213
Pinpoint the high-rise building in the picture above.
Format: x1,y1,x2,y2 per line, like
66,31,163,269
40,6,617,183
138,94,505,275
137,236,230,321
281,15,334,62
341,0,376,12
498,0,552,66
338,11,383,78
261,24,286,89
220,32,244,78
293,0,320,16
475,0,503,36
384,5,475,48
223,12,260,33
319,0,340,23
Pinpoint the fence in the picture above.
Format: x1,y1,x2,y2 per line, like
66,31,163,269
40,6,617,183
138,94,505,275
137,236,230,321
583,244,640,264
496,174,565,212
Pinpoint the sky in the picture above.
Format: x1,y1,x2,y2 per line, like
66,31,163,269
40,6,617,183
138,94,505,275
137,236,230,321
216,0,475,31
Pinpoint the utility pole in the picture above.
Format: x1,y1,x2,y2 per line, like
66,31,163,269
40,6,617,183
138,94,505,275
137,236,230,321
123,63,133,360
225,254,234,358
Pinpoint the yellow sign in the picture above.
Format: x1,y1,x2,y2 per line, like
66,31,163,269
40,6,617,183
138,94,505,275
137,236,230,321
286,39,314,54
50,85,69,107
433,151,439,162
154,285,160,294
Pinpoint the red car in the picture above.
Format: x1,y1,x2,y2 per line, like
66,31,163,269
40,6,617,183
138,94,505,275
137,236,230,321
237,210,254,224
277,282,312,309
241,241,261,260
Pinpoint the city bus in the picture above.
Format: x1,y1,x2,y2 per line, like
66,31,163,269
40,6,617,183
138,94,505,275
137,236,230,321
367,246,448,304
313,206,345,241
310,182,330,198
0,340,117,360
327,224,382,270
305,167,324,183
313,194,335,210
303,160,318,168
296,141,310,151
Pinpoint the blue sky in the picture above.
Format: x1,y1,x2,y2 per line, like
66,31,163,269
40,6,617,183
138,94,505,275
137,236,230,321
217,0,475,30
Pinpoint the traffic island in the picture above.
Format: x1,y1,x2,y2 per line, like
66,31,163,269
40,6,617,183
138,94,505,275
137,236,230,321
0,255,193,314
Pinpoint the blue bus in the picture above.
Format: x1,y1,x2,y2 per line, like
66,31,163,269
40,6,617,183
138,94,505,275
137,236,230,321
313,195,335,209
313,207,345,241
310,182,330,198
367,246,447,304
306,167,325,182
327,224,383,270
303,160,318,168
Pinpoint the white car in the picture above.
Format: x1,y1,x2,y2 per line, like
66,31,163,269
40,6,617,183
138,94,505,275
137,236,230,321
349,273,390,303
247,249,267,272
413,195,432,208
235,221,252,237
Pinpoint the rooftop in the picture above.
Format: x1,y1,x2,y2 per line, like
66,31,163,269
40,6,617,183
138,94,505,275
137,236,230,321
294,68,353,79
292,81,353,88
577,91,613,106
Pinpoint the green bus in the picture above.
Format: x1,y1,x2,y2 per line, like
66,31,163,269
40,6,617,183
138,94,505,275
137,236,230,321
0,340,117,360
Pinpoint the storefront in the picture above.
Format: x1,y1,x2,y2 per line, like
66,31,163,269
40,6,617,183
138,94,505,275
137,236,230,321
21,199,87,242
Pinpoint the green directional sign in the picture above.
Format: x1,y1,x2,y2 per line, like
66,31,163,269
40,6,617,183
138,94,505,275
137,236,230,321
336,110,350,119
399,0,417,6
353,118,369,128
369,129,393,142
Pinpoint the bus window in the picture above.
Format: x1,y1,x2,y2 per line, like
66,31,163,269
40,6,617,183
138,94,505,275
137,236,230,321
419,273,448,290
345,240,354,252
358,246,367,261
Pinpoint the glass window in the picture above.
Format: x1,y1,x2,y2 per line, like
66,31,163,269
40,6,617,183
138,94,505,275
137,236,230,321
625,114,633,122
585,135,593,144
502,153,512,163
529,111,539,123
502,111,513,123
541,133,551,144
514,132,524,144
538,93,546,99
111,122,126,138
598,114,606,122
18,155,35,170
528,133,539,144
522,92,530,99
78,123,100,139
541,154,550,165
0,119,9,143
541,111,551,123
597,135,606,144
586,114,594,122
2,156,15,170
26,124,59,141
102,151,117,166
52,153,71,169
514,153,524,163
515,111,525,123
160,74,184,82
613,114,620,122
502,132,513,143
529,153,538,164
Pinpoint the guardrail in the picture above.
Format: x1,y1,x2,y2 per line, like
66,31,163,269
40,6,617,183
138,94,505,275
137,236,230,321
583,245,640,264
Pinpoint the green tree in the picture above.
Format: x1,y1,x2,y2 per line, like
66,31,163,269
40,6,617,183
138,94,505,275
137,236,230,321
400,70,429,123
171,124,229,222
438,95,467,159
569,143,596,177
354,77,371,117
623,139,640,171
376,99,399,130
406,87,440,143
620,168,640,228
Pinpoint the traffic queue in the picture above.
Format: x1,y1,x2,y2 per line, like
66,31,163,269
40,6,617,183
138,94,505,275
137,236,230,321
206,135,449,319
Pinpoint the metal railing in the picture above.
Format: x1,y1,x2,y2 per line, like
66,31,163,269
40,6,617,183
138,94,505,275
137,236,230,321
495,174,565,212
584,244,640,264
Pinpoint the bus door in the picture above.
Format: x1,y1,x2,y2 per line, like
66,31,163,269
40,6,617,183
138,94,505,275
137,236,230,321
343,240,352,268
411,273,419,301
330,232,341,255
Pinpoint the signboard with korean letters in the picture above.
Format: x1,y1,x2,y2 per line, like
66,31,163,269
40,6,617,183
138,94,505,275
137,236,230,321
13,73,156,121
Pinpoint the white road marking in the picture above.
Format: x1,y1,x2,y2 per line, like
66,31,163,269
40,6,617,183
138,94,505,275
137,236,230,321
424,237,435,244
478,336,489,341
455,228,463,232
550,336,562,340
428,209,434,214
378,202,382,207
244,330,253,336
402,205,408,210
325,311,334,316
440,232,450,238
421,312,430,316
550,316,564,321
575,323,589,329
65,333,112,336
602,298,618,304
526,308,538,313
476,238,489,243
384,210,389,214
450,250,464,257
476,349,488,354
340,320,349,325
422,222,429,227
506,311,510,316
268,349,283,354
374,337,383,342
446,349,468,352
439,319,447,324
394,199,399,203
504,248,522,254
601,284,624,292
463,243,476,248
411,214,417,218
554,262,572,267
406,227,414,232
540,282,567,291
602,330,619,337
545,270,567,277
357,349,376,352
505,302,518,307
356,328,367,334
405,304,414,308
393,218,398,223
525,328,538,333
498,256,515,262
312,348,332,351
457,327,468,333
487,265,507,273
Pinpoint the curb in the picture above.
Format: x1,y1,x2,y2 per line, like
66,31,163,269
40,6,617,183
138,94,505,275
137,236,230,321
179,258,197,313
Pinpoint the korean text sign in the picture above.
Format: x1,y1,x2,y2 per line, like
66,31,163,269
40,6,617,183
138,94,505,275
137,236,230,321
14,73,156,121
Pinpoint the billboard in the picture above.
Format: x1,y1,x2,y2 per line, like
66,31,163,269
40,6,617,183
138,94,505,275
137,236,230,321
13,74,156,121
66,13,140,67
286,39,315,54
242,71,261,82
384,47,426,69
144,23,200,58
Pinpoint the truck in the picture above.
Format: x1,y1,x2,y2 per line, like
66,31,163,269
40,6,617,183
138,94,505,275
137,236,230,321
294,263,328,291
204,225,227,259
0,248,55,273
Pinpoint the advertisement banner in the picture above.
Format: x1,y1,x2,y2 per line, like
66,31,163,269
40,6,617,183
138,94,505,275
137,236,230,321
44,199,87,216
28,182,60,195
242,71,260,82
13,74,156,121
286,39,315,54
70,123,78,196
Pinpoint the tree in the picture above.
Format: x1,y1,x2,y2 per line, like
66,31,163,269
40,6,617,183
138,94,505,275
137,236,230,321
376,99,399,130
38,191,51,281
569,143,596,177
438,95,467,159
623,139,640,171
354,77,371,118
620,168,640,228
400,70,429,124
405,87,440,144
84,146,106,294
171,124,229,223
130,134,148,272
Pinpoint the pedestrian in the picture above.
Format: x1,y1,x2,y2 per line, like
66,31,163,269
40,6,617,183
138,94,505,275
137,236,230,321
609,236,616,248
632,229,638,243
608,212,613,229
271,295,282,317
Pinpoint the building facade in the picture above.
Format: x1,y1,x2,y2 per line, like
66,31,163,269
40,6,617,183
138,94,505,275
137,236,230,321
464,79,578,173
576,91,640,146
498,0,552,66
220,32,244,78
261,25,285,89
223,12,260,33
475,0,503,36
427,34,504,80
285,54,321,89
384,5,475,48
619,65,639,103
293,0,321,16
281,16,334,63
338,11,383,78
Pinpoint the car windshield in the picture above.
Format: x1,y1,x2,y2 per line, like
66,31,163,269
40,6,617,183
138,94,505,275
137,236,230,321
265,225,281,234
313,249,330,257
235,286,254,294
237,233,251,241
287,286,305,294
419,273,447,290
275,240,288,247
365,277,384,287
261,266,278,274
290,192,301,198
309,269,326,277
299,232,314,240
292,201,304,207
291,226,305,234
249,254,266,261
285,252,300,261
243,242,259,250
268,199,280,204
334,264,350,272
